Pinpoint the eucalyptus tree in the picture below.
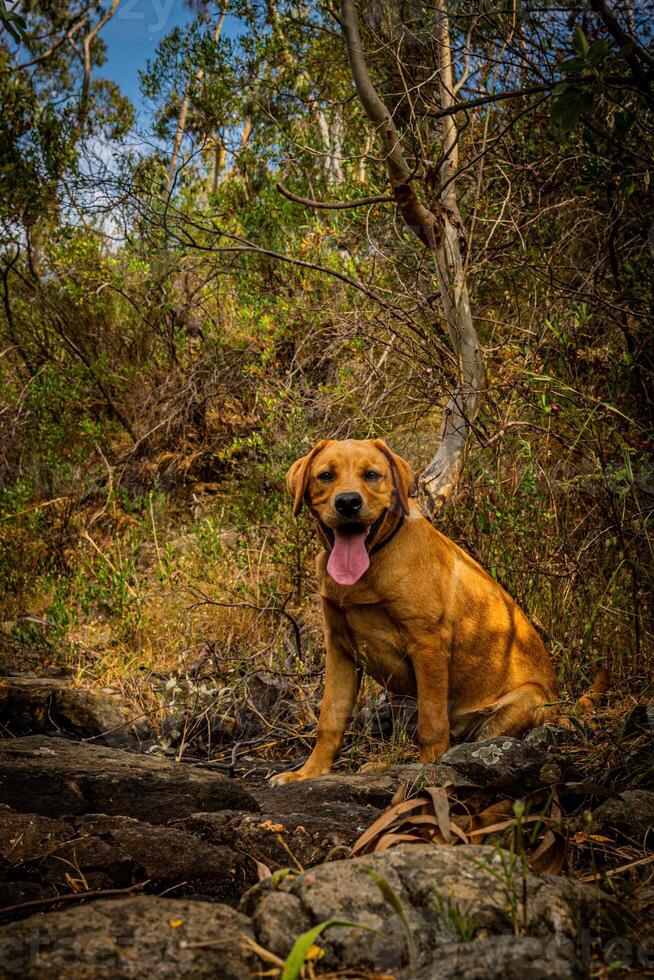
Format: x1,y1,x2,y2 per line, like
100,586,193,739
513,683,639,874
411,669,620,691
0,0,132,274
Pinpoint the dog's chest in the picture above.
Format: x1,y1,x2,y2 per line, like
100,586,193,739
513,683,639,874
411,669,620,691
328,600,416,695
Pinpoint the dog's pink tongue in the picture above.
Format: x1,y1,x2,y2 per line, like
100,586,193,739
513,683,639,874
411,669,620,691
327,529,370,586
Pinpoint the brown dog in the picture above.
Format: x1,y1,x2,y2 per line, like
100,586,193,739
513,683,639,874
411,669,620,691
271,438,558,785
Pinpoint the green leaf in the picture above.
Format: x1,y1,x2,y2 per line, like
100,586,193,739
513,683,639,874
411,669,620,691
281,918,375,980
270,867,300,888
560,56,586,73
587,39,611,66
0,0,27,42
551,87,594,133
573,26,589,58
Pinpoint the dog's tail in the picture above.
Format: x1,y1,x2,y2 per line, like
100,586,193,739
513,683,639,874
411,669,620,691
575,667,610,715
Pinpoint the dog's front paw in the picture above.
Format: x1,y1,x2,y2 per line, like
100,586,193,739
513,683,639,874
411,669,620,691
419,740,449,764
269,769,307,786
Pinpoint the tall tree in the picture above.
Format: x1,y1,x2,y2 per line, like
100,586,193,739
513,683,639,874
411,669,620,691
339,0,485,516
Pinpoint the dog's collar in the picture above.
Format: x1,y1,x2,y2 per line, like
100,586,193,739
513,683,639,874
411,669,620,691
369,509,406,556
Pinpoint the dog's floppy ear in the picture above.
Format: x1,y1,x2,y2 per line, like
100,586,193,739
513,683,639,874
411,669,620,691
286,440,331,517
370,439,415,515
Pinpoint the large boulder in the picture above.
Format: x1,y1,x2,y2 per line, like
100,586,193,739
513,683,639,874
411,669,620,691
175,804,374,870
253,762,472,815
0,736,259,823
0,844,601,979
241,843,599,977
0,896,256,978
438,734,564,789
417,936,584,979
0,676,152,747
258,733,567,814
0,806,256,910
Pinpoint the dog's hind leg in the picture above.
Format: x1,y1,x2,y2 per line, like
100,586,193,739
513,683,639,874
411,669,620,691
473,682,556,741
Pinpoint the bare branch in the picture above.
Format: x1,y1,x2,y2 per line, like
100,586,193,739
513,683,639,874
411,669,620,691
427,77,582,119
340,0,412,185
276,182,394,209
76,0,120,136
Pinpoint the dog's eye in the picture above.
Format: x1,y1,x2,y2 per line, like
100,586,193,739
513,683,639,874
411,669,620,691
317,471,334,482
364,470,382,481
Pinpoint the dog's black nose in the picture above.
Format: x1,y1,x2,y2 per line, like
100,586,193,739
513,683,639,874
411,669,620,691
334,492,363,517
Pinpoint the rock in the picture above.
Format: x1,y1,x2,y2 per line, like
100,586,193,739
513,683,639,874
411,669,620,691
591,789,654,840
252,890,312,957
175,805,372,870
0,896,256,978
0,736,259,823
523,724,574,753
254,770,392,813
253,763,470,815
78,814,255,902
618,701,654,738
0,835,600,978
258,735,564,814
241,843,600,977
417,936,584,979
0,676,152,747
0,805,257,913
357,694,418,740
73,814,255,903
0,806,74,909
0,806,75,864
439,736,564,789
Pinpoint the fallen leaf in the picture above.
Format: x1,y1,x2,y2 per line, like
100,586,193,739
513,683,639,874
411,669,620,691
425,786,451,843
528,830,567,875
390,782,408,805
373,831,427,852
351,797,428,855
253,858,272,880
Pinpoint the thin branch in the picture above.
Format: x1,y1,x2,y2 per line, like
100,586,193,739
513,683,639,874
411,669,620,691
0,8,90,74
76,0,120,137
590,0,654,70
428,75,583,119
440,93,552,198
0,880,150,919
275,182,394,209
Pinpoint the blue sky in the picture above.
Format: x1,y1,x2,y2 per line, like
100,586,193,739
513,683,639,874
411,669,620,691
101,2,242,124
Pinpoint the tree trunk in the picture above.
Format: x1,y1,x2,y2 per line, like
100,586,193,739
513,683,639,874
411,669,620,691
166,7,228,194
340,0,485,517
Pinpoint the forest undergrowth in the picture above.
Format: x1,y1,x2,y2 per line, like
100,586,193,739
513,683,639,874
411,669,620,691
0,0,652,769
